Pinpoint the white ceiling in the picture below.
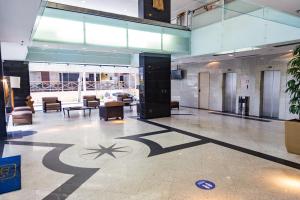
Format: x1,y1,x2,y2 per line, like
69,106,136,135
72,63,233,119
0,0,42,45
52,0,139,17
174,40,300,64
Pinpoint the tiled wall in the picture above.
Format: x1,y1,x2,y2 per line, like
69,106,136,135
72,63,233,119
172,53,297,120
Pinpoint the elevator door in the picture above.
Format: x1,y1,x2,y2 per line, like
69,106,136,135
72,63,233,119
262,71,280,118
224,73,237,113
198,72,210,109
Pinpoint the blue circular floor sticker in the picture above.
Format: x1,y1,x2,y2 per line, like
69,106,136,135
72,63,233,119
195,180,216,190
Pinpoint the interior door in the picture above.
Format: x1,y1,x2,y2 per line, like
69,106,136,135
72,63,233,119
198,72,210,109
41,71,50,82
223,73,237,113
261,70,280,118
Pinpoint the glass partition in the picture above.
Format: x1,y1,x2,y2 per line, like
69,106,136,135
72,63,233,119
32,7,191,55
85,23,127,47
191,0,300,56
128,29,161,50
34,16,84,43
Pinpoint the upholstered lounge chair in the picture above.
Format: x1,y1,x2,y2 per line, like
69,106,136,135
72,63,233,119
42,97,62,112
116,93,133,105
83,95,100,108
12,110,32,126
99,101,124,121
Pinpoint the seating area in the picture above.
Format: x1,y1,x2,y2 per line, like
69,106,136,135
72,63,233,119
10,95,179,126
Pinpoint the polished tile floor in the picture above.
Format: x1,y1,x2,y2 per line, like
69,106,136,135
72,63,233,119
1,107,300,200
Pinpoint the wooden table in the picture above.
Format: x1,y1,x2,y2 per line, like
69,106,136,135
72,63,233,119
63,106,92,118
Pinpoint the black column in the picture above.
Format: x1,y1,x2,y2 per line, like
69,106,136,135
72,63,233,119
139,53,171,119
0,48,7,138
138,0,171,23
3,61,30,108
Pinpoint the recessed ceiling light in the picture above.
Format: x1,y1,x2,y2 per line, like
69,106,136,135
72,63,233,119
81,0,86,3
289,49,293,52
228,54,234,57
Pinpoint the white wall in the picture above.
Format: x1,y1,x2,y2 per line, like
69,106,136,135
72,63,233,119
172,53,298,120
29,71,41,82
0,42,28,61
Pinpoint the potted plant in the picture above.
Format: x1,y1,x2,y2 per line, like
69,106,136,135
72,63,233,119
285,45,300,155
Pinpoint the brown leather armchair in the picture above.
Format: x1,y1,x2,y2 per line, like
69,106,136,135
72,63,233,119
99,101,124,121
42,97,62,112
83,95,100,108
115,93,134,108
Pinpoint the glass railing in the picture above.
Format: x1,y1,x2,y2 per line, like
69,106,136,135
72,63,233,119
190,0,300,56
192,0,300,30
32,5,191,55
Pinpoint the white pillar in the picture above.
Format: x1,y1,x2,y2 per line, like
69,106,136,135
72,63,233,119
82,72,87,92
94,72,97,90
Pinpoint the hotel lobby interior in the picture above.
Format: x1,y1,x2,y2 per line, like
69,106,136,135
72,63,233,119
1,0,300,199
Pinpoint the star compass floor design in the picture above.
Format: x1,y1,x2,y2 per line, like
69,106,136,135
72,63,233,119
82,144,128,159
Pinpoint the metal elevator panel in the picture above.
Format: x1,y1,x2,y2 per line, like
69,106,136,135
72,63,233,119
262,70,280,118
223,73,237,113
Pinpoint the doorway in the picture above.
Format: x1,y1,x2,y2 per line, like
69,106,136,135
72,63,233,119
198,72,210,109
223,72,237,113
261,70,280,118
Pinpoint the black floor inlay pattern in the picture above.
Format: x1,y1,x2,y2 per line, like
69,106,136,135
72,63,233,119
0,141,99,200
126,118,300,170
118,133,209,157
209,112,271,122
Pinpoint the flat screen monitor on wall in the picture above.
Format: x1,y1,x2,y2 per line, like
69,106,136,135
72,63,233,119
171,70,184,80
